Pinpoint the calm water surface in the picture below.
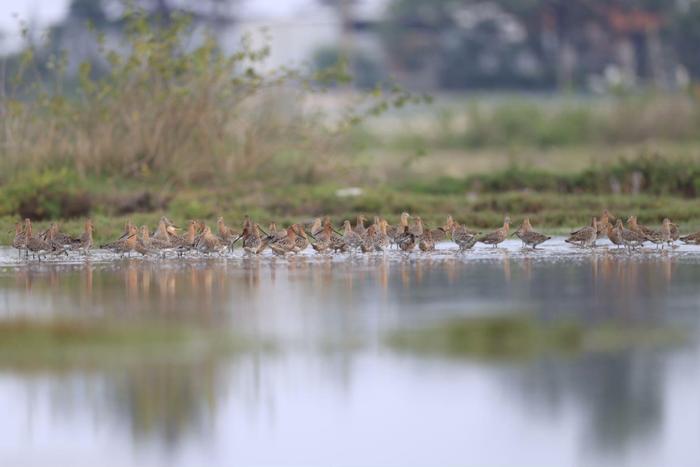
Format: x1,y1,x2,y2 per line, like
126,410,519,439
1,239,700,467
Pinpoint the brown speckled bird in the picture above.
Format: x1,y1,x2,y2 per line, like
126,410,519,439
12,222,26,258
478,216,510,248
565,218,598,248
513,218,550,249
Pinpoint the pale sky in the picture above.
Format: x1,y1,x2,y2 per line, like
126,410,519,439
0,0,386,52
0,0,325,51
0,0,67,50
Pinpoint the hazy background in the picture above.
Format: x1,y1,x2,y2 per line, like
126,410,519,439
3,0,699,92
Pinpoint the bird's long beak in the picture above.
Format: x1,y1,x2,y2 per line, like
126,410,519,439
332,227,343,236
307,231,317,241
257,225,269,237
231,233,244,245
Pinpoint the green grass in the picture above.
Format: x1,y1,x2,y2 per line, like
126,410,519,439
387,314,687,361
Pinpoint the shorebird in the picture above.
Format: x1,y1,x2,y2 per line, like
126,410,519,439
410,216,424,237
601,209,616,225
72,218,94,255
644,218,672,249
41,223,74,246
597,210,613,238
449,220,479,253
315,217,347,253
342,220,363,251
171,220,198,255
418,228,435,252
662,218,673,247
360,224,376,253
680,229,700,245
668,221,680,246
240,223,268,255
11,222,26,258
354,215,367,236
395,213,416,252
615,219,646,252
267,223,288,244
606,220,624,249
311,218,334,254
40,223,70,256
372,218,391,251
385,222,399,248
513,218,550,249
162,216,176,230
217,217,239,251
429,225,448,242
512,218,532,247
135,225,152,256
292,224,312,251
627,216,657,240
118,219,135,241
569,217,602,243
101,224,138,257
310,218,323,238
269,226,299,255
24,219,53,260
416,217,447,243
440,216,457,241
195,224,226,254
478,216,510,248
565,217,598,248
147,218,175,256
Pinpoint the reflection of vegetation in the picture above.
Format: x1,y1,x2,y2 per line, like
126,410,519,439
504,353,665,457
0,318,269,446
387,315,686,360
108,358,224,447
0,318,265,369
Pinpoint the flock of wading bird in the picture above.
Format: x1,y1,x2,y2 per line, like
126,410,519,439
8,209,700,260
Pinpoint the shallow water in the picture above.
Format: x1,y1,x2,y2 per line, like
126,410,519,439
1,239,700,467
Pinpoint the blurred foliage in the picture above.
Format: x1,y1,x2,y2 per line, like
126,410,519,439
383,0,700,89
0,6,422,189
409,155,700,198
393,95,700,150
0,169,90,220
313,46,387,89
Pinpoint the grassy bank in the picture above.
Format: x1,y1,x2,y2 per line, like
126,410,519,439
4,187,700,245
6,151,700,245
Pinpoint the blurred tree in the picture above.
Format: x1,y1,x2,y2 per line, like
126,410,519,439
313,45,386,89
381,0,697,90
66,0,238,27
672,1,700,80
1,0,240,83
